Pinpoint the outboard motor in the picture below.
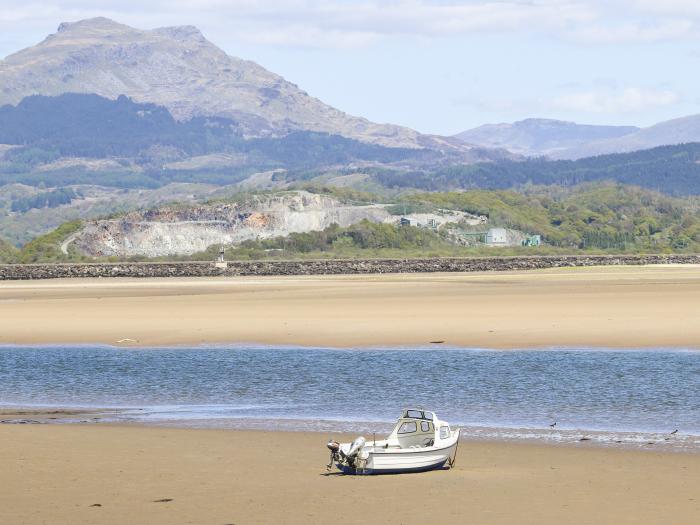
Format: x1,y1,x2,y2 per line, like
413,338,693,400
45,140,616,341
326,436,366,472
341,436,366,471
346,436,366,458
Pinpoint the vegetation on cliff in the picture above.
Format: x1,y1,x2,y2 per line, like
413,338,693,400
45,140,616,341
390,184,700,251
188,220,457,261
13,220,83,263
0,238,19,263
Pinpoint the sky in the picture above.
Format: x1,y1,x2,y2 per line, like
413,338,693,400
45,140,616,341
0,0,699,135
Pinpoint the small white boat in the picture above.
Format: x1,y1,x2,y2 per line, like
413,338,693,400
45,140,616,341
326,408,460,475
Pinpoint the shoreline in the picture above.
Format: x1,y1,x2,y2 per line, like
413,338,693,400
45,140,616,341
2,407,697,454
3,342,700,351
2,266,700,348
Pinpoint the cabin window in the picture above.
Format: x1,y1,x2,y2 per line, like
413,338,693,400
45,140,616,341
440,426,449,439
398,421,417,434
405,410,423,419
420,421,431,432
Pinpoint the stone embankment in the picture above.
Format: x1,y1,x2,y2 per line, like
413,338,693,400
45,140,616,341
1,254,700,280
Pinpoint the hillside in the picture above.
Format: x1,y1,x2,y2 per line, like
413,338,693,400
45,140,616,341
0,238,18,262
455,119,639,157
0,93,451,183
11,183,700,263
374,143,700,195
394,184,700,251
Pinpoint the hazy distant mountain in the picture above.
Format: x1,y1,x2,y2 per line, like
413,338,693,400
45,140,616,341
0,17,459,150
456,115,700,160
454,119,640,157
555,114,700,159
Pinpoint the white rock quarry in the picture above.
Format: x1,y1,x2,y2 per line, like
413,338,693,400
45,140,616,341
73,191,393,257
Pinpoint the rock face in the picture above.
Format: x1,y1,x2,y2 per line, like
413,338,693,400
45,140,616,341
73,191,392,257
455,119,639,157
0,17,431,149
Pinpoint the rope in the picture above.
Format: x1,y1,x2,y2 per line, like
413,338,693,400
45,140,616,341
448,436,460,468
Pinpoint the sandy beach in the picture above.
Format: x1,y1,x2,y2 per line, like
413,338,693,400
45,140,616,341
3,265,700,524
1,264,700,348
0,423,697,525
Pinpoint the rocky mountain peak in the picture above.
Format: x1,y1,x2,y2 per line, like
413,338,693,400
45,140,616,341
0,18,432,149
56,17,132,35
153,25,205,42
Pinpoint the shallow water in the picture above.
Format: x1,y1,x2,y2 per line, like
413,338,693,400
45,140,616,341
1,345,699,449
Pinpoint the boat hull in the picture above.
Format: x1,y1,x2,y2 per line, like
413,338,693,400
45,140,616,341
337,432,459,475
338,458,448,475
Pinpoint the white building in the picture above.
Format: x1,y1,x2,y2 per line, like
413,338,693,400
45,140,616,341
485,228,508,246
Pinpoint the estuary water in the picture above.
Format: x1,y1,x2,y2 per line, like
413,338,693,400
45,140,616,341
1,345,699,450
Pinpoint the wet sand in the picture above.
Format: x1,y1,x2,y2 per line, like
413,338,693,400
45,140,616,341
1,265,699,348
0,424,698,525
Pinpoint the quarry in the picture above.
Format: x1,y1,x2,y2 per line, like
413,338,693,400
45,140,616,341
69,191,484,258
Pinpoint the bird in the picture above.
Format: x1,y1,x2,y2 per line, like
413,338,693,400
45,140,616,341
670,429,679,435
549,421,557,428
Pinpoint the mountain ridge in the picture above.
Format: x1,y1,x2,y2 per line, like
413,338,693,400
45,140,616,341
455,115,700,160
0,17,453,150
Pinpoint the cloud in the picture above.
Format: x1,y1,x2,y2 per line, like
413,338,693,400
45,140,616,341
1,0,700,51
632,0,700,17
552,87,680,114
569,19,696,44
0,1,644,50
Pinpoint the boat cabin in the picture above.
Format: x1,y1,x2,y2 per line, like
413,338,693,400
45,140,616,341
386,408,451,449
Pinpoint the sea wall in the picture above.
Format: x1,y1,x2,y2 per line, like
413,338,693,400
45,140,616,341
1,254,700,280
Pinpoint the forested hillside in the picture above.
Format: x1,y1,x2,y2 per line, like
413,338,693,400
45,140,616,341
392,184,700,251
0,238,19,262
0,94,432,187
374,143,700,195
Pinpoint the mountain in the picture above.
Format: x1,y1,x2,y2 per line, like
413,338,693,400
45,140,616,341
456,115,700,161
0,17,455,150
454,119,639,157
554,114,700,159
